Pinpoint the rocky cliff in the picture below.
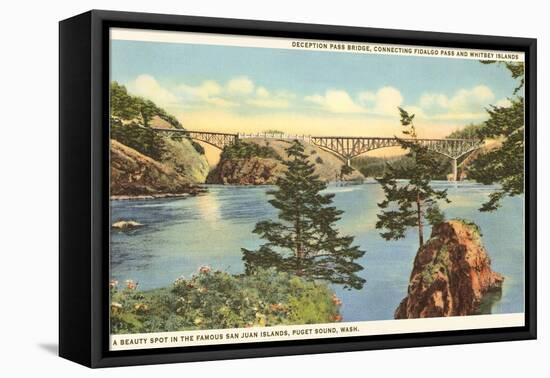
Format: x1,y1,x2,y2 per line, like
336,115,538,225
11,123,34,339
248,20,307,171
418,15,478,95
207,138,365,184
207,156,285,185
109,82,210,197
395,220,504,319
111,139,204,198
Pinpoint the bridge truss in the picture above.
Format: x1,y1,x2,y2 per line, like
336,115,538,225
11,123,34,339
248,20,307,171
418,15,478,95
152,128,238,149
152,128,482,181
310,136,482,181
310,136,481,161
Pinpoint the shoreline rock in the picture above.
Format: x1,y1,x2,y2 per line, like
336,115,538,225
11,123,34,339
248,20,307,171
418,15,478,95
206,157,284,185
112,220,144,230
110,139,207,197
395,219,504,319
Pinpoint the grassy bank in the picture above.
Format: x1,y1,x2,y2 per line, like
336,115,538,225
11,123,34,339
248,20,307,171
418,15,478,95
110,268,342,334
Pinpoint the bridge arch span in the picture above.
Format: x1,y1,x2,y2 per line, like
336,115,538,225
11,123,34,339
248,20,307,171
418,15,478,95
310,136,482,181
152,128,238,150
151,128,482,181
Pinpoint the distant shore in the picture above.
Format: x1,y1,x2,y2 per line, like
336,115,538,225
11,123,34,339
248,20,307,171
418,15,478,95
110,191,205,201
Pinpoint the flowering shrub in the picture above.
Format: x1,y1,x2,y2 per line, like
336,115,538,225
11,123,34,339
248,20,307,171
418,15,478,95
110,268,341,334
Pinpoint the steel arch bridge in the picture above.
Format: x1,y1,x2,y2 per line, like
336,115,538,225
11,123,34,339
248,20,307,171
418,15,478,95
152,128,482,181
152,128,238,149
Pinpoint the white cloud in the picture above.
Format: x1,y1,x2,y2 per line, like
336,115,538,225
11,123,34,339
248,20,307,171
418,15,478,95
128,74,297,110
256,86,270,98
305,86,403,116
178,80,237,108
127,74,179,108
401,105,426,118
181,80,222,98
305,90,365,113
495,98,512,108
247,98,289,109
226,76,255,95
247,89,295,109
418,85,495,118
358,86,403,115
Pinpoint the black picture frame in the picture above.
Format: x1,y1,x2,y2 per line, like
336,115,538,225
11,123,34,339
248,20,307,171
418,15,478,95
59,9,537,368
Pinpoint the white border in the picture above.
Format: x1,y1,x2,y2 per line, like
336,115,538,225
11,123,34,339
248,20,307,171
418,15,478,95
111,28,524,62
111,313,524,351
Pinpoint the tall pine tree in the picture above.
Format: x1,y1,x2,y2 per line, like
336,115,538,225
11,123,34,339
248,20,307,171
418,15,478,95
242,140,365,290
376,108,449,248
468,61,525,211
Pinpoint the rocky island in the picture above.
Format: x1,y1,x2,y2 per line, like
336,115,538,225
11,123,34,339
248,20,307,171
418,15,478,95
395,219,504,319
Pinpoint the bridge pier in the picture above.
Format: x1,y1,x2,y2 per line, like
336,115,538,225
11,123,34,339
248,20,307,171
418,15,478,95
151,129,481,178
451,158,458,182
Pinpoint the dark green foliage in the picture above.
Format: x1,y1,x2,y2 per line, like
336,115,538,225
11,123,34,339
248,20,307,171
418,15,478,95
109,81,189,160
110,81,184,129
110,118,166,160
242,140,365,290
376,108,450,248
110,81,141,120
469,62,525,211
221,140,280,160
446,123,484,140
110,268,340,334
190,140,205,155
340,164,354,179
353,155,451,179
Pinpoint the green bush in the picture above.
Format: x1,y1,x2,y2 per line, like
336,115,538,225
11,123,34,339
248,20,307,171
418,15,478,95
110,268,341,334
110,81,190,160
446,123,483,140
353,155,451,180
110,81,183,129
110,117,166,160
190,140,205,155
221,141,280,160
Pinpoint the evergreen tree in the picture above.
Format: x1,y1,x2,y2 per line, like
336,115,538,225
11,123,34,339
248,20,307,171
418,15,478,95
242,140,365,290
340,164,354,180
468,62,525,211
376,108,449,248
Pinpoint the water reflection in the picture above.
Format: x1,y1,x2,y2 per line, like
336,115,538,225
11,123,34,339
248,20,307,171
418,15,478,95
111,182,524,321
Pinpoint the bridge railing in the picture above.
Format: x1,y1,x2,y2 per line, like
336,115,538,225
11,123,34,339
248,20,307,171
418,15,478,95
238,132,312,143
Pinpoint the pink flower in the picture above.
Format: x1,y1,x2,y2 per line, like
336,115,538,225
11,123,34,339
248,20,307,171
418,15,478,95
125,279,138,290
199,266,211,274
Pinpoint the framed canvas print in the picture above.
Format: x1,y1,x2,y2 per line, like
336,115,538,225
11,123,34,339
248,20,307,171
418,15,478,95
59,10,536,368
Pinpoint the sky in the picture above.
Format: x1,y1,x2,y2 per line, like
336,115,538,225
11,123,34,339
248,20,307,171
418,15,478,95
110,39,521,139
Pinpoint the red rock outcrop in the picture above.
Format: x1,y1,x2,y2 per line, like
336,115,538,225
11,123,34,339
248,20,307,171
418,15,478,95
395,220,504,319
206,157,285,185
110,139,203,197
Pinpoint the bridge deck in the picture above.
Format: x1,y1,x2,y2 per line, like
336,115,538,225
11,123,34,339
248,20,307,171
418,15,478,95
150,127,481,164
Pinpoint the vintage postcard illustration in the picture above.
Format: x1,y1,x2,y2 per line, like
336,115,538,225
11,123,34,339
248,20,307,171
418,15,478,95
108,29,525,351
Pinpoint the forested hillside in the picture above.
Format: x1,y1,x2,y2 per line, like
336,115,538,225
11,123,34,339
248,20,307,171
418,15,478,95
109,82,209,197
